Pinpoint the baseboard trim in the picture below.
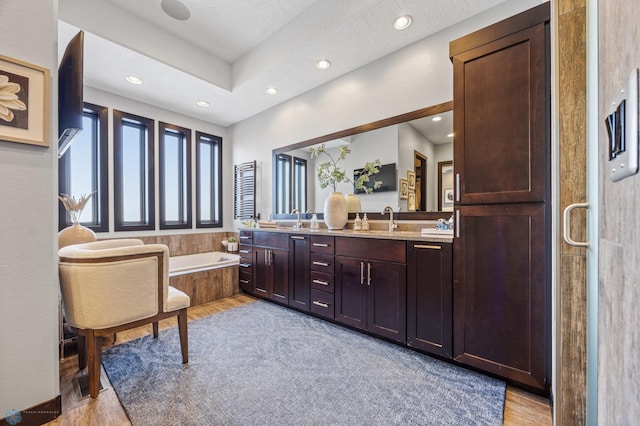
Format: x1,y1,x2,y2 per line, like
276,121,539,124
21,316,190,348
1,394,61,425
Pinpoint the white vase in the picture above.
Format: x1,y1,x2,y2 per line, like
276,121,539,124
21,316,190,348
345,193,362,213
58,222,97,249
323,191,348,230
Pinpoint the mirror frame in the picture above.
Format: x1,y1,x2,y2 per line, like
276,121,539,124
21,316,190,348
272,100,453,220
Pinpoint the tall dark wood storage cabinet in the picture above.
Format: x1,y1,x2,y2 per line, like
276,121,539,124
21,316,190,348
449,3,550,393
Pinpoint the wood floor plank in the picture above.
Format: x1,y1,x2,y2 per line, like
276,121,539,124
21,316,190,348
48,293,552,425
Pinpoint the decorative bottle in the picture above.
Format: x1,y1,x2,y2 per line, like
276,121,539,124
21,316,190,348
353,213,362,230
362,213,370,231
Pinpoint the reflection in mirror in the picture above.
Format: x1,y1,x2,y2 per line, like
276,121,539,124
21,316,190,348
273,101,453,217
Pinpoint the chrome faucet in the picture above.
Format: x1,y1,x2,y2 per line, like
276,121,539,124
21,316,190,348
291,208,302,229
382,206,397,232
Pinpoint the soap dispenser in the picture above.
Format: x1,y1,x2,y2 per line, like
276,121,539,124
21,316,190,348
311,213,319,229
362,213,370,231
354,213,362,231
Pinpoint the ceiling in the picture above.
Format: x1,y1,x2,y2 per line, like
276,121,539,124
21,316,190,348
58,0,513,128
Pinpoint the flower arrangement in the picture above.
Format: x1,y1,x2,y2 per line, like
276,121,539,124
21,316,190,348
310,144,382,193
58,191,96,224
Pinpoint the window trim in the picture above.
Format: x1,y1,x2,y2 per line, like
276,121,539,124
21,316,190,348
195,131,223,228
159,122,192,230
58,102,109,232
113,110,155,232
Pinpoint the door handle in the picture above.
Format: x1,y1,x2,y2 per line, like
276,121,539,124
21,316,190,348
563,202,589,247
360,262,364,285
367,263,372,286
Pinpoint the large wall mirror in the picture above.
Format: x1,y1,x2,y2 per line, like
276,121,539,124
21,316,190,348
273,101,454,220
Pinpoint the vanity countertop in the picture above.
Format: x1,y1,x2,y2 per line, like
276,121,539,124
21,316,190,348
240,227,453,243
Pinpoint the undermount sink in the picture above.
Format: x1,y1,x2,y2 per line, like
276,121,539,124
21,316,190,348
420,228,454,236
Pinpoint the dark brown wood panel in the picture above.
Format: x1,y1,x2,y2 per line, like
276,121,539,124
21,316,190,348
335,256,367,330
367,259,406,343
310,289,335,320
311,271,335,293
407,242,453,358
253,231,289,249
335,237,406,263
453,203,548,391
310,235,335,254
289,234,310,311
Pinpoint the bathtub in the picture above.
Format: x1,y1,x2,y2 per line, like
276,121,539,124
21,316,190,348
169,251,240,277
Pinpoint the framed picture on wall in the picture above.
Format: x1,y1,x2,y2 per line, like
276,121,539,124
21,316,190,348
442,188,454,212
407,170,416,190
399,178,409,199
0,54,50,147
407,192,416,211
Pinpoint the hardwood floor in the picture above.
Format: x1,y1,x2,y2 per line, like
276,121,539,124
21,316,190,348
47,294,552,425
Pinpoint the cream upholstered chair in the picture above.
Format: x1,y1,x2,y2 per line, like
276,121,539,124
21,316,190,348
58,239,190,398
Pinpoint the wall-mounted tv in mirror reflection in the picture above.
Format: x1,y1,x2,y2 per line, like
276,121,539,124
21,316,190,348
58,30,84,158
353,163,397,193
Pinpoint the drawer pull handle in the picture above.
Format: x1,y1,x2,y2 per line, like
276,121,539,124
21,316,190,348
312,261,329,267
312,279,329,286
239,249,250,254
291,236,305,240
239,263,251,268
414,244,442,250
239,279,250,284
312,243,329,247
312,301,329,308
240,236,251,240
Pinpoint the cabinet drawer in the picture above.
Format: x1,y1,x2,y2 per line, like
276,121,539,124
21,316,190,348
239,270,252,292
253,231,289,249
310,235,335,254
239,230,253,244
310,289,334,320
310,254,334,273
238,246,253,260
239,258,253,269
311,271,334,293
335,237,406,263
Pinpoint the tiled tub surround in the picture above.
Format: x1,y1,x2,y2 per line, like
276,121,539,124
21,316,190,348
139,232,240,306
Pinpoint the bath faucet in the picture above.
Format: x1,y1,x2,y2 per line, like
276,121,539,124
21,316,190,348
382,206,397,232
291,208,302,229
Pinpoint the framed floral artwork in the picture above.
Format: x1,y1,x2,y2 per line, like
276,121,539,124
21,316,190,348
0,54,50,147
399,178,409,199
407,170,416,190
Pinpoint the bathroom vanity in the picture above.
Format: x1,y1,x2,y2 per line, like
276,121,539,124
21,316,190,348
239,228,453,359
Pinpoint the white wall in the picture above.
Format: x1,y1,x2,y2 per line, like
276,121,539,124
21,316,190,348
83,87,234,236
230,0,543,220
398,122,436,211
0,0,59,415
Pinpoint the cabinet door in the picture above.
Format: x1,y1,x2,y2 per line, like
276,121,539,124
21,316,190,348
253,247,269,296
407,242,452,358
452,21,549,205
269,248,289,303
335,256,366,330
367,260,406,343
453,203,548,390
289,235,310,311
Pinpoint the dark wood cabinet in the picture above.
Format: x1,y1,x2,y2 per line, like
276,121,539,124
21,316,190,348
407,242,452,358
238,230,253,293
252,232,289,304
451,3,550,206
450,3,550,392
335,238,406,343
309,235,335,320
288,234,310,311
453,203,548,390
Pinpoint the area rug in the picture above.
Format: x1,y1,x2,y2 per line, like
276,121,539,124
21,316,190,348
102,300,505,425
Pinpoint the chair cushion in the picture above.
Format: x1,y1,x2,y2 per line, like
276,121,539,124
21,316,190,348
166,286,190,312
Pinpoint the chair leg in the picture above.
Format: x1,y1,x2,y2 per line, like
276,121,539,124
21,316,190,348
153,321,159,338
86,331,103,398
77,335,87,370
177,309,188,364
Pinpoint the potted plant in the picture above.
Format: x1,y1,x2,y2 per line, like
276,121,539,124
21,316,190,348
310,144,382,229
57,191,97,248
225,237,238,252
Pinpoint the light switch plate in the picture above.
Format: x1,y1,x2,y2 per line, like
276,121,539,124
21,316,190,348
609,68,639,182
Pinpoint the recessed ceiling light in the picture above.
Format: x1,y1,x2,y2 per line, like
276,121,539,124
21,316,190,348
432,116,442,122
266,87,278,95
196,100,210,108
394,15,412,30
161,0,191,21
125,75,143,85
316,59,332,70
447,133,454,138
